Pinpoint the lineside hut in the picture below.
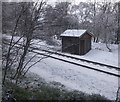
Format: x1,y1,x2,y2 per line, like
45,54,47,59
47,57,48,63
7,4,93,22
60,29,93,55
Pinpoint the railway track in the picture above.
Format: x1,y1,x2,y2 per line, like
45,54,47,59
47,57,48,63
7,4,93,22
4,41,120,78
31,46,119,71
30,49,120,78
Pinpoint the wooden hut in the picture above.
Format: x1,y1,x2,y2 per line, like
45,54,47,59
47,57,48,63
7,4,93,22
60,29,93,55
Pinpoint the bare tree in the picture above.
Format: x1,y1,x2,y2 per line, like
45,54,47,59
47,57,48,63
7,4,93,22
115,87,120,102
2,1,47,85
116,2,120,44
43,1,78,43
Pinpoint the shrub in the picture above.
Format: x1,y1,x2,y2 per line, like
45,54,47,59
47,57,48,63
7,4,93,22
3,80,111,101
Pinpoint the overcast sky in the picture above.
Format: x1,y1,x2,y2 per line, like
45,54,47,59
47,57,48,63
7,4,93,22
47,0,119,5
3,0,120,4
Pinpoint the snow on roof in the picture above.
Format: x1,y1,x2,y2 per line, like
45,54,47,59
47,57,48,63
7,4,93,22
61,29,87,37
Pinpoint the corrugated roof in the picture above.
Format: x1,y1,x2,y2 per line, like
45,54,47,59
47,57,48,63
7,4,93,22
61,29,87,37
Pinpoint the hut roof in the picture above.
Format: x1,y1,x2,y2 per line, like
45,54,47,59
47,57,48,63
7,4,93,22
61,29,92,37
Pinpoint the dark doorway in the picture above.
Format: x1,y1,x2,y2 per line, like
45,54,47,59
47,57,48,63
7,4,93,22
80,40,85,55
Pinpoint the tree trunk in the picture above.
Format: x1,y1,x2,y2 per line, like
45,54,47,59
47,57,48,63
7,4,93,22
106,41,112,52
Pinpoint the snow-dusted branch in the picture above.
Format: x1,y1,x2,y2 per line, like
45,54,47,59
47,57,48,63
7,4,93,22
3,4,27,85
115,87,120,102
22,56,48,77
22,53,38,71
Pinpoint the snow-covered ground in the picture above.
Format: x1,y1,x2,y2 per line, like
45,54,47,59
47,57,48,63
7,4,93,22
33,49,118,75
30,38,118,67
3,34,119,100
29,53,118,100
28,39,118,100
3,34,118,67
68,42,118,67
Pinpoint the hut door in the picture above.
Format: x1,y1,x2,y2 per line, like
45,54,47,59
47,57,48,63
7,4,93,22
80,40,85,55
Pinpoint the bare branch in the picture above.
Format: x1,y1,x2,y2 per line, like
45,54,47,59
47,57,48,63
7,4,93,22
22,53,38,71
22,56,48,77
3,4,28,84
115,87,120,102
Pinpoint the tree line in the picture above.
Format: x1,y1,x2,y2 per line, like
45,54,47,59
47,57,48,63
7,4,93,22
3,1,120,44
2,1,120,85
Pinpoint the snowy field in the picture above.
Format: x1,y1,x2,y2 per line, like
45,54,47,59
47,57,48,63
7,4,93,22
29,53,118,100
3,34,118,67
70,42,118,67
28,39,118,100
3,35,119,100
32,39,118,67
